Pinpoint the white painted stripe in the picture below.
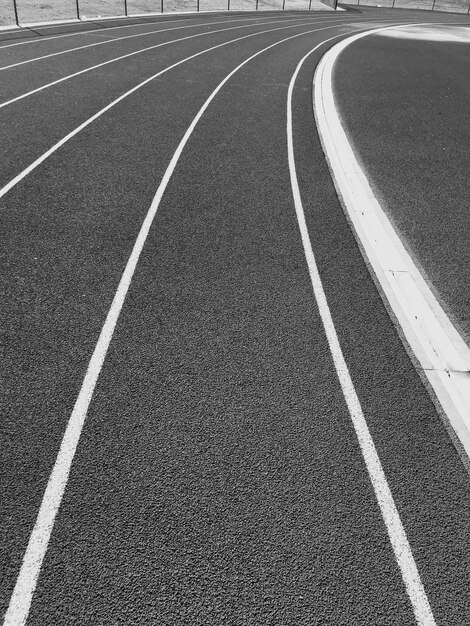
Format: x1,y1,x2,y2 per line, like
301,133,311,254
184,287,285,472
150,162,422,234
287,32,437,626
0,17,197,50
0,14,327,70
313,25,470,458
2,22,368,626
0,16,342,109
0,17,256,70
0,21,337,202
0,11,311,50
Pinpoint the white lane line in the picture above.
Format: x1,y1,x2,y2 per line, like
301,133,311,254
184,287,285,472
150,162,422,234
0,12,311,50
314,26,470,459
0,18,362,200
2,21,371,626
0,14,328,70
0,16,198,50
0,17,252,70
287,31,437,626
0,15,345,109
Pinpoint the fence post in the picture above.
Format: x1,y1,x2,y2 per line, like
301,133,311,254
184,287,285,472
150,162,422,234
197,0,200,10
75,0,80,19
228,0,230,9
309,0,312,9
124,0,128,16
256,0,259,8
282,0,286,8
12,0,20,25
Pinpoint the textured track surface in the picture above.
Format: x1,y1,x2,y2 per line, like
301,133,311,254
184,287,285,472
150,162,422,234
1,8,470,624
334,25,470,342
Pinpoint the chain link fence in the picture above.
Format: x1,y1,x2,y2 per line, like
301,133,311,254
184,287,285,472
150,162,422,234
4,0,468,28
1,0,336,27
340,0,470,11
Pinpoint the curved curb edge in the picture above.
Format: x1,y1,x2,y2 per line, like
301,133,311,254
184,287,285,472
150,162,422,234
313,23,470,464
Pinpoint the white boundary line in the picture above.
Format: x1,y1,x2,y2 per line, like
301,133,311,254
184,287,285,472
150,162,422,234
0,16,198,49
0,14,328,70
314,24,470,460
0,20,354,202
2,22,370,626
0,15,343,109
287,30,436,625
0,11,316,50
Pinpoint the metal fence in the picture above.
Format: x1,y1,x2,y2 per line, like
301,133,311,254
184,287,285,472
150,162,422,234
1,0,336,28
340,0,470,11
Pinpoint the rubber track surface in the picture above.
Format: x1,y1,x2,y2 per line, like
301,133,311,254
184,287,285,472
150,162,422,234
1,8,470,624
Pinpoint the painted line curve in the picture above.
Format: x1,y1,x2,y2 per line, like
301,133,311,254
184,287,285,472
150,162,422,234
287,33,436,626
0,18,360,204
0,14,329,70
0,11,319,51
313,24,470,463
2,22,388,626
0,15,350,110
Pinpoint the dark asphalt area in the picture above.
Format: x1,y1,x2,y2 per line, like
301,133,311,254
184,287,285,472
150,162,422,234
334,26,470,342
1,7,470,624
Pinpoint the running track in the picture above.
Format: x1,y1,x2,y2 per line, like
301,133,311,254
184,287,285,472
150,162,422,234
1,8,470,624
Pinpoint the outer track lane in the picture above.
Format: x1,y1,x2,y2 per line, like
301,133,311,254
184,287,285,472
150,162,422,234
0,19,380,619
2,9,469,625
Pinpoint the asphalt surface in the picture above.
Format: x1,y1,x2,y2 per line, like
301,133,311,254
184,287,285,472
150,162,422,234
334,25,470,342
1,8,470,624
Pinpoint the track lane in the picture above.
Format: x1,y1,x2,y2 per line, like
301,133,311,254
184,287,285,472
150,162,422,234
2,8,470,625
6,25,426,625
1,19,377,619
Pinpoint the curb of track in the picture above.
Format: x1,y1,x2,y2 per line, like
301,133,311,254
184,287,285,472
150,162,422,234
313,23,470,467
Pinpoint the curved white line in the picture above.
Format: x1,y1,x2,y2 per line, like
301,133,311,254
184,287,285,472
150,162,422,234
0,14,330,70
314,25,470,460
287,27,436,625
0,15,346,109
2,22,371,626
0,16,201,50
0,11,317,50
